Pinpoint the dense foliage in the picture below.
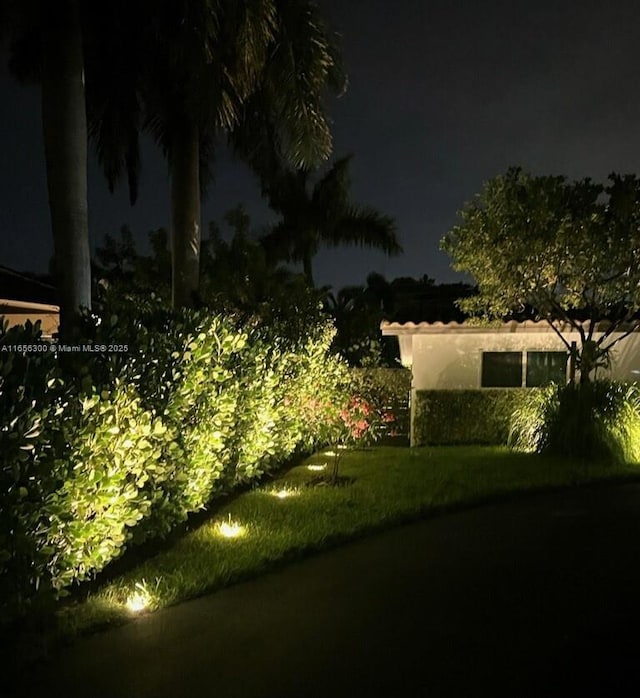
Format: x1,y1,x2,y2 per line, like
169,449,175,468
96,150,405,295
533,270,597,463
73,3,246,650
509,381,640,463
0,307,397,621
414,389,535,446
349,368,410,440
416,381,640,463
442,168,640,382
93,215,325,329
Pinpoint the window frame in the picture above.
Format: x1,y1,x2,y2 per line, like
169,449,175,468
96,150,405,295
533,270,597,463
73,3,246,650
479,349,569,388
480,351,524,388
525,350,568,387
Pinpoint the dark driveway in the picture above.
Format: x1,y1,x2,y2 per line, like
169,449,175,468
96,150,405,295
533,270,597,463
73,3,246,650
11,482,640,697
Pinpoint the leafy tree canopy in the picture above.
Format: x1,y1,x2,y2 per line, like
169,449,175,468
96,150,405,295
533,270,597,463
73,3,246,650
441,167,640,381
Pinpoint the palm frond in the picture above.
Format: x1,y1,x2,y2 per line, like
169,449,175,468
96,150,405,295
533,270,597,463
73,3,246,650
226,0,277,100
327,206,402,255
311,155,353,221
254,0,345,169
84,0,147,203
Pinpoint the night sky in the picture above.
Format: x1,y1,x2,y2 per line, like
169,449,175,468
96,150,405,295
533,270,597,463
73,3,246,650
1,0,640,290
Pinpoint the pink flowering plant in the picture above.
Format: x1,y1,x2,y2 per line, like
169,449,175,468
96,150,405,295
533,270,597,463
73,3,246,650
318,391,388,484
339,396,380,447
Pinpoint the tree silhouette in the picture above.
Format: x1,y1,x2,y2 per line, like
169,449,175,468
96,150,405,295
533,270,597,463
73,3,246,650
259,155,401,286
140,0,346,307
3,0,346,322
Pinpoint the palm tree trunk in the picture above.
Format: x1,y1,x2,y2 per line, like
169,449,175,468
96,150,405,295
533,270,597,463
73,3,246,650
41,0,90,339
170,120,201,308
302,252,315,287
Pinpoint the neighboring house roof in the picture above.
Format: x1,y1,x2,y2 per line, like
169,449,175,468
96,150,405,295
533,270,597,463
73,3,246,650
0,265,58,305
0,266,59,337
382,280,640,327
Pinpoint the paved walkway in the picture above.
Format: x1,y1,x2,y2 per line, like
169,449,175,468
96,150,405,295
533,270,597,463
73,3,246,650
10,482,640,697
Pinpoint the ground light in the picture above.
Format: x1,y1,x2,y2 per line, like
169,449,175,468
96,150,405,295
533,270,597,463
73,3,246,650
270,487,300,499
126,581,153,613
217,516,246,539
307,463,326,472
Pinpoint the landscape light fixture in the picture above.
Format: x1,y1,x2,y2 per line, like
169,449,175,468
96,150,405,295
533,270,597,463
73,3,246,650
217,517,246,538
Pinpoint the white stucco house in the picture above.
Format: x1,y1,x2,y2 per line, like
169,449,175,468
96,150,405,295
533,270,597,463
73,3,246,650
381,319,640,445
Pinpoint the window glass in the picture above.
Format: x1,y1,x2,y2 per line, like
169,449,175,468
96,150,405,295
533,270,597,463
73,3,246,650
526,351,567,387
481,352,523,387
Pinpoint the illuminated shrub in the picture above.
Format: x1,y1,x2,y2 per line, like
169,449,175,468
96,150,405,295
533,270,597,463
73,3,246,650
0,320,71,614
0,309,358,617
338,396,379,446
507,384,557,453
231,333,285,483
160,316,245,515
510,381,640,463
45,382,177,590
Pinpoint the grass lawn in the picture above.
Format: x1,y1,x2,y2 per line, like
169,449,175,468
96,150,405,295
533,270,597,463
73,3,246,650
57,445,640,637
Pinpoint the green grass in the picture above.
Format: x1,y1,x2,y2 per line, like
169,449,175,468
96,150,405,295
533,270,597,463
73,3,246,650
57,445,640,637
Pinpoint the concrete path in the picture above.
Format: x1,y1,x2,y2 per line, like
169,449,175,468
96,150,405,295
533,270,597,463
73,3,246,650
10,483,640,697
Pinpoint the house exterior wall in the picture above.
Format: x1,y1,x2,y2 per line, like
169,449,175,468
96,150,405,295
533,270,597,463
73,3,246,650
381,321,640,446
2,311,59,338
411,331,640,390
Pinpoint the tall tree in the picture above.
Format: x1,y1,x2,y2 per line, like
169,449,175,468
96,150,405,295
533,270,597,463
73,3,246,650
442,167,640,382
2,0,91,336
258,155,402,286
83,1,147,207
141,0,346,307
3,0,346,317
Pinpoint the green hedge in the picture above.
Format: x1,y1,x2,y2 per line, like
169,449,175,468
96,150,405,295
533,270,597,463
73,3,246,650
0,309,356,619
413,389,537,446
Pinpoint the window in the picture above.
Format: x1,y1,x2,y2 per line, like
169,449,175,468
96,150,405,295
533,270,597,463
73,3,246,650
526,351,567,387
481,352,523,387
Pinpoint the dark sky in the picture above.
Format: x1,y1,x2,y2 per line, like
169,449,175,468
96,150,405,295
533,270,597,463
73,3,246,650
2,0,640,290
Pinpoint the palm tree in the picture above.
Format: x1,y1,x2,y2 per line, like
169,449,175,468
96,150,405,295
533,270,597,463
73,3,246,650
258,155,402,286
141,0,346,308
3,0,346,318
2,0,91,336
83,1,147,207
2,1,151,334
